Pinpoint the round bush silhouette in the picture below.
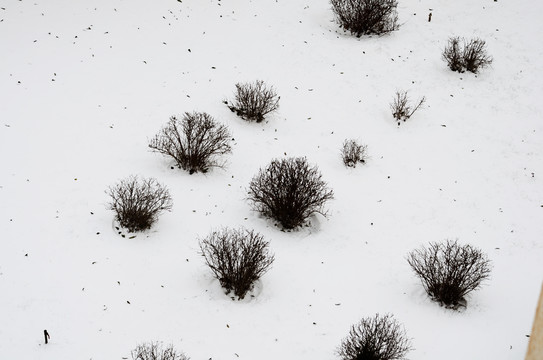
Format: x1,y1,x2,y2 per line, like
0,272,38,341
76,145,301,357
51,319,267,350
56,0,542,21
107,176,173,232
199,227,274,300
247,157,334,230
337,313,412,360
407,239,492,309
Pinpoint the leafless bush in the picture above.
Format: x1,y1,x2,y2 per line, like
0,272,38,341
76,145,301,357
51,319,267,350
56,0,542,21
107,176,173,232
248,157,334,230
442,36,493,73
390,90,426,125
337,314,412,360
463,38,493,73
331,0,399,37
225,80,280,122
341,139,368,167
149,112,232,174
442,37,464,73
407,239,492,309
131,341,189,360
199,227,275,300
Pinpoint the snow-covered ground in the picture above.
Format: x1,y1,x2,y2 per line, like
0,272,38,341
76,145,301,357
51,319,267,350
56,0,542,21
1,0,542,359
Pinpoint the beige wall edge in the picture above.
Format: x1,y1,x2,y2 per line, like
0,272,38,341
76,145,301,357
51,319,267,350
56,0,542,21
526,282,543,360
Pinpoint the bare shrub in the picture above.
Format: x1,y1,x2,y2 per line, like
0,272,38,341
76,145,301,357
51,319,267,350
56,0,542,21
331,0,399,37
442,36,493,73
390,90,425,125
407,239,492,309
341,139,368,167
337,313,412,360
199,227,275,300
463,38,493,73
131,341,189,360
442,37,464,73
107,176,173,232
149,112,232,174
225,80,280,122
248,157,334,230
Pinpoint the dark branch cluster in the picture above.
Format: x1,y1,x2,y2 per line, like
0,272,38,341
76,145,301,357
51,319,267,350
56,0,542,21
131,341,189,360
442,37,493,73
390,90,426,125
149,112,232,174
107,176,173,232
225,80,280,122
337,314,412,360
199,227,275,300
407,239,492,309
247,157,334,230
341,139,368,167
331,0,399,37
442,37,464,73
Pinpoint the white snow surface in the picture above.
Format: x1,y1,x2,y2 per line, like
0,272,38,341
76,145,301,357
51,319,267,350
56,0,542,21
1,0,542,359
